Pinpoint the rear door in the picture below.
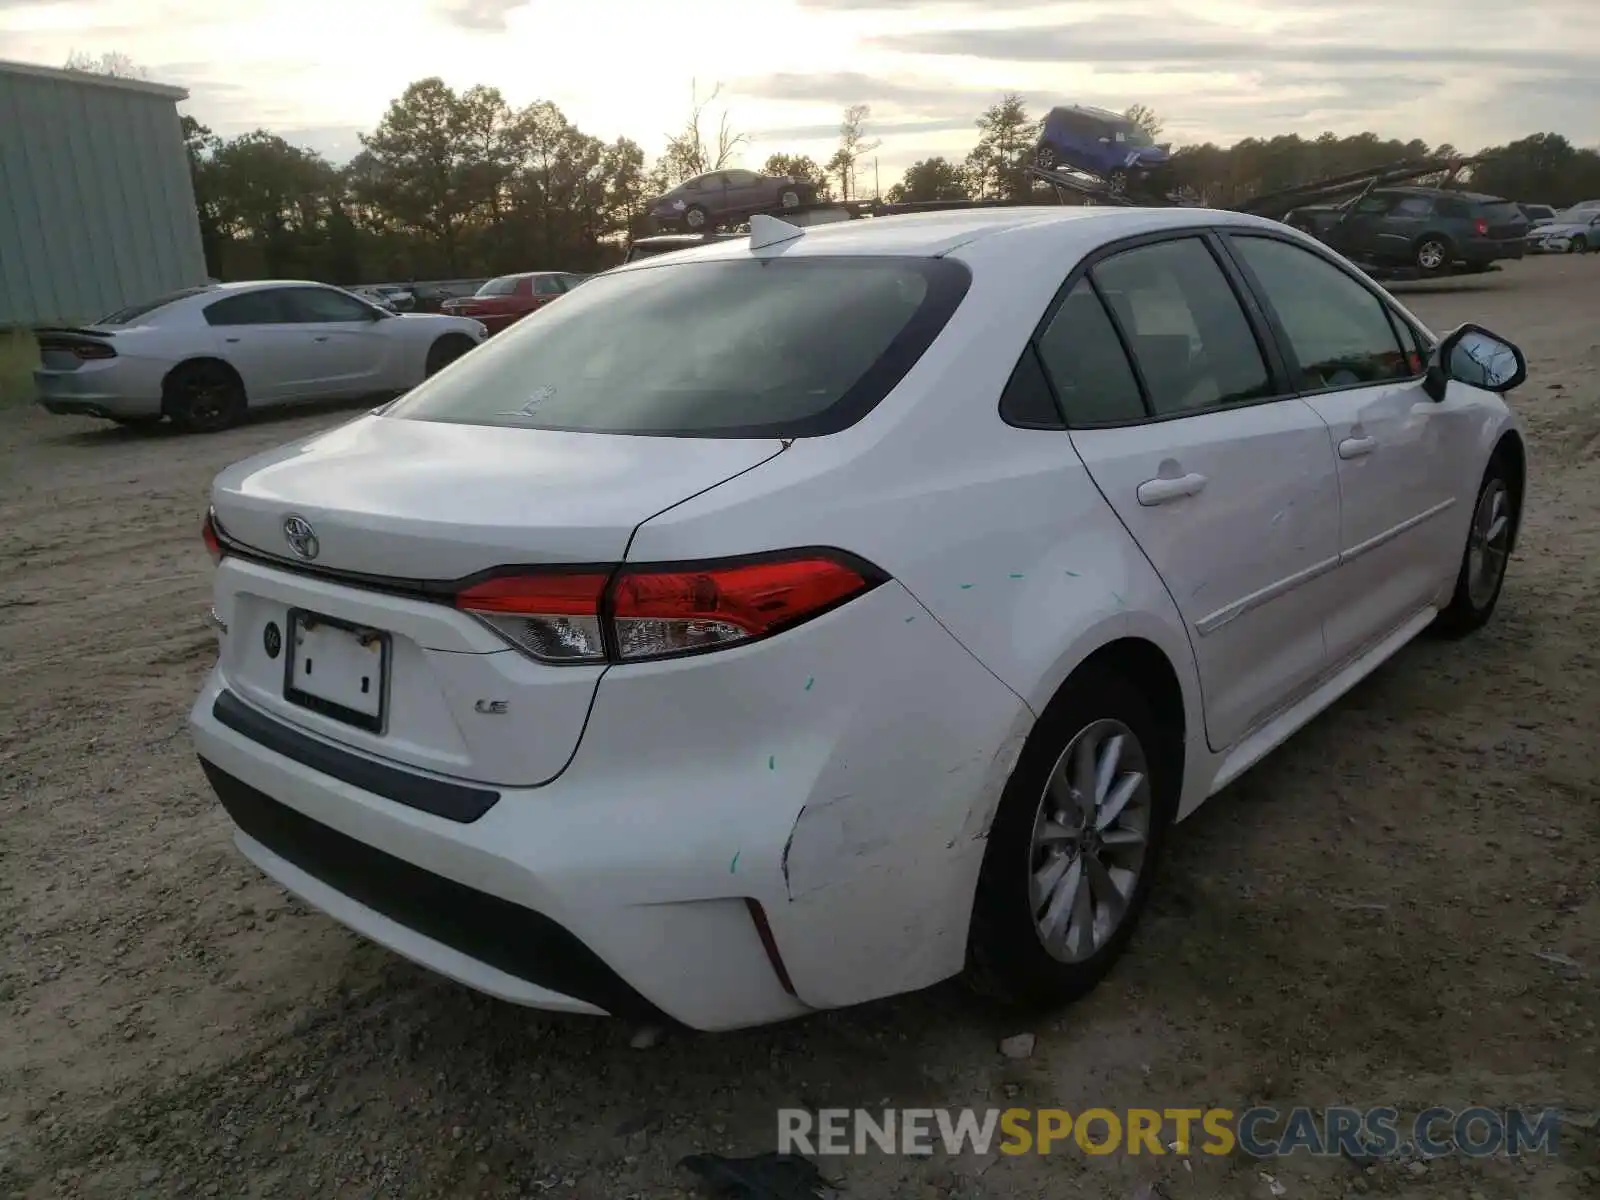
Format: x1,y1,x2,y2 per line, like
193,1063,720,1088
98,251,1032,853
1222,231,1469,666
204,289,322,402
1045,232,1342,751
277,286,394,396
1373,194,1435,259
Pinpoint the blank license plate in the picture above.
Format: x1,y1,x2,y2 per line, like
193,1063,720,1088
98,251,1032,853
283,609,390,733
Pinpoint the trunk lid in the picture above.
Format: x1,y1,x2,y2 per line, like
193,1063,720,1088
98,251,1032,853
212,413,784,578
209,414,785,786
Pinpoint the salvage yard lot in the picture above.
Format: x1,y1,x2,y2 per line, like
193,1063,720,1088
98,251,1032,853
1,257,1596,1200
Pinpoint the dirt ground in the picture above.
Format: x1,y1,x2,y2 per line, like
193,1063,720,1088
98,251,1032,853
1,257,1596,1200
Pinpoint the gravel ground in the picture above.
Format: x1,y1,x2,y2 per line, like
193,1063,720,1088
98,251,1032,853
1,256,1596,1200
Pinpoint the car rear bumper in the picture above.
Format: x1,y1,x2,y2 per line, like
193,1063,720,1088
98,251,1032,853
34,368,162,418
188,580,1034,1030
1463,239,1524,264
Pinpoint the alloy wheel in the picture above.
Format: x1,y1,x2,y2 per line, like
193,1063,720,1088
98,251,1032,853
1466,478,1512,610
1417,240,1447,270
1027,718,1153,964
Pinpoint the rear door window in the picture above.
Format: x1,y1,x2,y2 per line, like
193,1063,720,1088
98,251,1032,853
1089,237,1274,417
280,287,379,323
100,287,215,325
385,257,972,438
533,276,565,296
203,290,291,326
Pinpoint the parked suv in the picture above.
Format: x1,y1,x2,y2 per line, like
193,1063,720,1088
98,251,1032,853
1285,187,1527,273
1034,105,1172,193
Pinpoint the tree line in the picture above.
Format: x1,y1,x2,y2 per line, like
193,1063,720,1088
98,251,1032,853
164,71,1600,286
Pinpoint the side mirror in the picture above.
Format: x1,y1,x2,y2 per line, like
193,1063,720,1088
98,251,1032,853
1422,323,1527,401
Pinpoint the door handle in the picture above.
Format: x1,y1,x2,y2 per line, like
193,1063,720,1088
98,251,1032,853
1136,472,1208,506
1338,435,1376,459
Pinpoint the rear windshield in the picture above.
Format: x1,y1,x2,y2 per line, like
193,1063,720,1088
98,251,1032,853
97,286,214,325
384,256,971,438
478,276,521,296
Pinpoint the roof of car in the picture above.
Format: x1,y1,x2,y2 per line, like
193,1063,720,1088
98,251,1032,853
1381,185,1511,203
613,205,1288,268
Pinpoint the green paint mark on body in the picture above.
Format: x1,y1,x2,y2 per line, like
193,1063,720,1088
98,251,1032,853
1009,573,1024,579
804,676,814,691
1065,570,1080,578
768,755,776,770
730,851,740,874
960,583,974,590
904,615,916,623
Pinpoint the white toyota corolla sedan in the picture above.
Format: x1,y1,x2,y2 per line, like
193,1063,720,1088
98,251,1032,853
34,280,488,433
188,206,1528,1031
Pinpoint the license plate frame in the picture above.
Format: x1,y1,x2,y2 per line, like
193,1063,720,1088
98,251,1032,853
282,608,391,734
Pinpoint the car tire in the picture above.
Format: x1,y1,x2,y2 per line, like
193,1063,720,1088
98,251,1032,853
1035,146,1059,171
683,205,710,231
779,188,801,209
1414,235,1452,272
1106,169,1129,196
425,334,475,377
163,361,246,434
1569,235,1587,253
1430,450,1517,640
964,664,1178,1011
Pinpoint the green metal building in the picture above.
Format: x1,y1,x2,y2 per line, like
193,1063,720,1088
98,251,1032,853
0,59,207,327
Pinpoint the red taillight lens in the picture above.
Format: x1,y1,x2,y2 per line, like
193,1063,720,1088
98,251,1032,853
453,552,882,664
1475,218,1489,236
455,571,611,662
612,556,872,660
202,508,224,564
73,342,115,360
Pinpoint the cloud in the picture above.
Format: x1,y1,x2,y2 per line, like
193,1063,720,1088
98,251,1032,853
432,0,526,30
871,16,1594,74
731,71,1005,114
752,115,980,141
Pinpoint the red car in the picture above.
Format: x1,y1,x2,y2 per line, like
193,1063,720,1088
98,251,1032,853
440,271,588,334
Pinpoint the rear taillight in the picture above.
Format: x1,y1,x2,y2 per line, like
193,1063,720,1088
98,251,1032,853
73,342,115,360
202,507,224,564
454,551,885,664
1474,217,1489,236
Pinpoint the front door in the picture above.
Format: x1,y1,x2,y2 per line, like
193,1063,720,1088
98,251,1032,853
277,286,392,397
1036,234,1341,750
1222,232,1468,666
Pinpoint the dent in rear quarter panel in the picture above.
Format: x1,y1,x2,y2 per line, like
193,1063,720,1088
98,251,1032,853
566,581,1032,1011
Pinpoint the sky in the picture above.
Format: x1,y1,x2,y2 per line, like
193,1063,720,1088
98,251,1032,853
2,0,1597,187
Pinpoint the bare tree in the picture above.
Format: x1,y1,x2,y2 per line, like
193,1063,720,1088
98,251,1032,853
64,50,148,80
826,104,882,200
1123,103,1164,139
653,80,748,188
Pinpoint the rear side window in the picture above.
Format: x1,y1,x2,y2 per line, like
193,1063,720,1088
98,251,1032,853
1435,197,1469,219
1229,236,1414,390
1090,238,1273,417
1033,279,1145,425
280,287,377,323
385,257,972,438
204,290,290,326
478,276,521,297
99,286,214,325
1478,201,1523,225
1393,196,1433,216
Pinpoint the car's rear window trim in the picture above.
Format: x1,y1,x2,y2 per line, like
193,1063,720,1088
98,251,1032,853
388,255,974,440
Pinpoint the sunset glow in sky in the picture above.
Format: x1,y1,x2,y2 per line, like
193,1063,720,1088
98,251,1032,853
2,0,1595,182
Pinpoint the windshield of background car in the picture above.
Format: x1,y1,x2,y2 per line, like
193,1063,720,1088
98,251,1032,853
384,256,972,438
97,287,215,325
1115,123,1155,147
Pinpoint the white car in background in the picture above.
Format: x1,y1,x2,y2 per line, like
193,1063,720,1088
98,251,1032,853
190,208,1528,1031
34,281,488,432
1525,206,1600,254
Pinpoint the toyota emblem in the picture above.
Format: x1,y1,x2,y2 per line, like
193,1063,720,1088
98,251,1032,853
282,515,320,561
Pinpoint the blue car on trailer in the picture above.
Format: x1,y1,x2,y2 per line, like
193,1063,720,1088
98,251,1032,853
1034,105,1172,195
